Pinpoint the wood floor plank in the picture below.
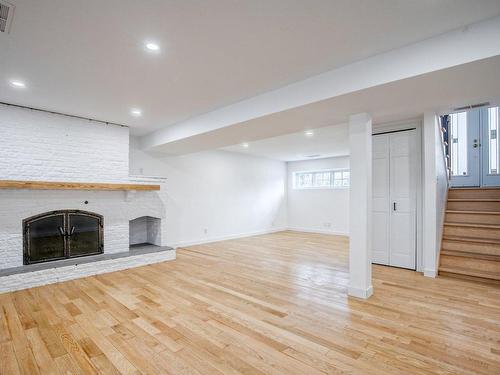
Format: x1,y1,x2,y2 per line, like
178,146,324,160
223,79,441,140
0,231,499,374
0,342,21,375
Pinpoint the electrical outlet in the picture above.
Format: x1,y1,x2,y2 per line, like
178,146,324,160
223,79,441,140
204,228,208,235
324,222,332,228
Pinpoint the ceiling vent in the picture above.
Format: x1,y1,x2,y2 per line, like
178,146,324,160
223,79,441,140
0,1,14,33
453,102,490,112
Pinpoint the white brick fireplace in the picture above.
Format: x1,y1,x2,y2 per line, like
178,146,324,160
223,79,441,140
0,105,173,290
0,189,168,269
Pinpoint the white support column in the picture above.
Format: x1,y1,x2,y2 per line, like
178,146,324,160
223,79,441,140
348,113,373,299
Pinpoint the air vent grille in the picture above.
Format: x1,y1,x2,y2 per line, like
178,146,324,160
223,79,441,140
0,1,14,33
453,102,490,112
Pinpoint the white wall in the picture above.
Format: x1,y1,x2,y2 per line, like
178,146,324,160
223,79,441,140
423,112,449,277
130,138,288,247
435,115,449,273
287,157,349,235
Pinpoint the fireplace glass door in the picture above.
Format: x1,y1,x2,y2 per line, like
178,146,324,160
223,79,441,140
25,212,66,263
68,213,102,257
23,210,103,264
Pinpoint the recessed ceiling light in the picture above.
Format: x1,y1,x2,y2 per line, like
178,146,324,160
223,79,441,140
242,143,249,148
305,130,314,137
145,42,160,52
10,80,26,88
130,108,142,117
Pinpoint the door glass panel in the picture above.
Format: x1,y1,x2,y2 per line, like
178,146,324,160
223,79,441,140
69,214,100,256
487,106,499,175
449,112,468,176
28,215,65,262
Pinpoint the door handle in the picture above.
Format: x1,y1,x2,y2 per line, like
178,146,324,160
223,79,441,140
393,202,397,211
58,226,65,237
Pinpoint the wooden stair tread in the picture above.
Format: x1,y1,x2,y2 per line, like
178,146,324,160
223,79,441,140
448,198,500,202
442,235,500,244
443,222,500,229
446,210,500,215
438,266,500,280
450,187,500,190
440,250,500,261
438,271,500,285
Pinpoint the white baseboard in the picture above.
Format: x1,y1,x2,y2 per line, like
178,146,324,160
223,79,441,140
170,226,349,249
348,285,373,299
286,226,349,236
169,227,287,249
424,268,437,278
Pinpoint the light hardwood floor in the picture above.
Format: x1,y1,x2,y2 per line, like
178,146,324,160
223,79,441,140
0,231,499,374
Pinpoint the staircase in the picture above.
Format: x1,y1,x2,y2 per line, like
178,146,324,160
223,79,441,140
440,188,500,282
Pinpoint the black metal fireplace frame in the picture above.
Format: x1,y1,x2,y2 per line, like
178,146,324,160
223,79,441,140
23,210,104,265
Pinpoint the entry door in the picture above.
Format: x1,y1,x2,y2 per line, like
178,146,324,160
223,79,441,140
372,130,417,270
449,110,480,187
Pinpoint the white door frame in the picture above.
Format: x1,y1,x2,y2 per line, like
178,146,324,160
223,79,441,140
373,119,423,272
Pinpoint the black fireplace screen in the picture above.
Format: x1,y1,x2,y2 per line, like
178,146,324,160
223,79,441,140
23,210,103,265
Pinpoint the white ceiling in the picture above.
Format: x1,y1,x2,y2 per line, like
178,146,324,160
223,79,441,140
222,124,349,161
160,54,500,156
2,0,500,135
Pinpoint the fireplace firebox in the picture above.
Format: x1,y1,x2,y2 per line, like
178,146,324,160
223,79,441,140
23,210,103,265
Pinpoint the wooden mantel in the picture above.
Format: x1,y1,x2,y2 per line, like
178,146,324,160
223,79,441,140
0,180,160,191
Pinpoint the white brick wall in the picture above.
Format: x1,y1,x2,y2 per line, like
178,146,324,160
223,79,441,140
0,105,167,271
0,106,129,182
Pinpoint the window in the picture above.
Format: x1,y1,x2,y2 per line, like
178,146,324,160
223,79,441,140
449,111,468,176
293,169,350,189
488,106,499,175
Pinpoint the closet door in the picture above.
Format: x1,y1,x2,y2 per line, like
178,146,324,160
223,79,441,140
371,130,416,270
372,134,390,265
389,131,416,269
